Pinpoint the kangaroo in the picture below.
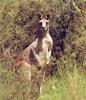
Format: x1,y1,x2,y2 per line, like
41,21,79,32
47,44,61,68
14,13,53,95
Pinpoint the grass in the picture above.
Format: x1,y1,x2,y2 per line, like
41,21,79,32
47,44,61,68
0,60,86,100
0,83,16,100
38,70,86,100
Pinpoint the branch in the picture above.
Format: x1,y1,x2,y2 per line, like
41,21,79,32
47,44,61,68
70,0,81,12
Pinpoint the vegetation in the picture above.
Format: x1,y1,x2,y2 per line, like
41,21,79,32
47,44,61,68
0,0,86,100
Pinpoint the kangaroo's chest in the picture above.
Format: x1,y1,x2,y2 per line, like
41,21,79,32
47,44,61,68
42,38,52,52
24,35,53,66
37,37,52,57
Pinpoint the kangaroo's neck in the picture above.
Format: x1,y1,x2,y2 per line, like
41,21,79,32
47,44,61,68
37,28,49,38
36,29,50,53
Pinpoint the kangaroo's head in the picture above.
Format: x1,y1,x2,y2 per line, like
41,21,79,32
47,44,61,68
37,13,52,31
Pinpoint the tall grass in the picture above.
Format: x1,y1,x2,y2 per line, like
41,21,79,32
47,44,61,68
38,68,86,100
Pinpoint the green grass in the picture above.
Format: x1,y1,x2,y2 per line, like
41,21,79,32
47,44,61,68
0,60,86,100
0,83,16,100
38,71,86,100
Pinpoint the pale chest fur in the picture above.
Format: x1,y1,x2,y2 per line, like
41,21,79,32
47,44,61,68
41,35,53,53
36,35,53,66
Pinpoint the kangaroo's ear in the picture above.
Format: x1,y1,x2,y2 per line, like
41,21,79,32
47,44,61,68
46,13,52,20
36,13,42,19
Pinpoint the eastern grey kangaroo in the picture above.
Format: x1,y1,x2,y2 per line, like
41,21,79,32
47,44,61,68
14,13,53,95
